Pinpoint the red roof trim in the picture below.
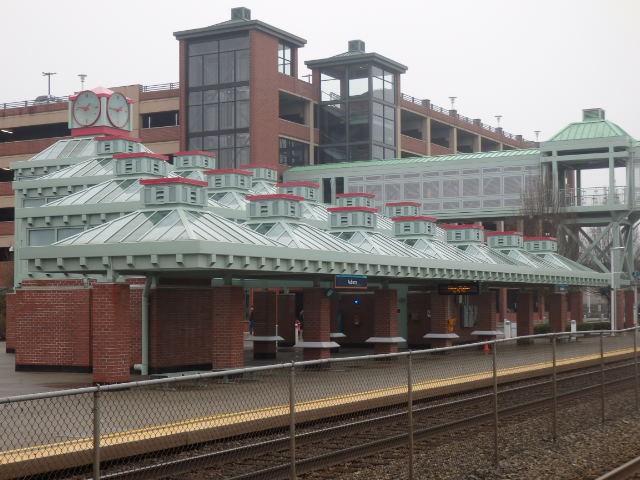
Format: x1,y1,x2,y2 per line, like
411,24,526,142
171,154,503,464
239,163,278,170
277,181,320,188
246,194,305,201
327,206,379,213
173,150,217,158
524,236,557,242
71,126,125,137
441,224,484,230
203,169,253,176
336,192,376,198
140,178,208,186
94,134,141,142
69,86,115,101
113,153,169,161
485,231,524,237
386,201,422,207
392,216,438,222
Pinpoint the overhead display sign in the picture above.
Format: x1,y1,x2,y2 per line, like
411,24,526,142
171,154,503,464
335,274,368,289
438,282,481,295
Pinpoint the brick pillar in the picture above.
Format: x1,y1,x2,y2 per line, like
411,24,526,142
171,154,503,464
569,291,584,324
211,286,244,369
371,289,399,355
5,292,15,353
476,291,497,332
616,291,626,330
253,291,278,359
302,288,331,361
91,283,131,384
278,293,296,346
516,292,535,343
498,288,508,322
538,292,546,324
625,290,635,327
548,293,568,333
428,293,456,348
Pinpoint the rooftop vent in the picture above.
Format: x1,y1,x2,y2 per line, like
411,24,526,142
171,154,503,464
348,40,365,53
231,7,251,20
583,108,605,121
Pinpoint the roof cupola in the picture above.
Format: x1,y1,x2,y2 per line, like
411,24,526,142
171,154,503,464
246,193,304,221
113,153,170,178
140,178,208,208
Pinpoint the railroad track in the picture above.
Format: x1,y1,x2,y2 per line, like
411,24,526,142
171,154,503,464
36,358,638,480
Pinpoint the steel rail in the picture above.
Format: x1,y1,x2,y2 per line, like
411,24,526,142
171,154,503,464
595,455,640,480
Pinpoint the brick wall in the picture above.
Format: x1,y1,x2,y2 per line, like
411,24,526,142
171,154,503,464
211,286,244,369
149,287,212,372
407,292,430,347
303,288,331,360
91,283,131,383
13,279,91,371
372,289,398,354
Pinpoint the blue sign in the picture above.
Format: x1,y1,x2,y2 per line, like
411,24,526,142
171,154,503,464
555,284,568,294
335,274,368,289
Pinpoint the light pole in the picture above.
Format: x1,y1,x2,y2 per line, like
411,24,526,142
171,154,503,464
611,246,624,332
42,72,57,100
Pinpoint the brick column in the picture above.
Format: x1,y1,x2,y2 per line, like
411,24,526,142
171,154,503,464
516,292,535,343
426,293,458,348
91,283,131,384
625,290,636,327
498,288,508,322
5,292,15,353
302,288,333,361
211,286,244,369
370,289,400,355
278,293,296,346
569,291,584,324
253,291,278,359
476,291,497,331
548,293,568,333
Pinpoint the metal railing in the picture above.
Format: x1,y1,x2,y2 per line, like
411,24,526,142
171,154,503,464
0,328,638,479
561,186,629,207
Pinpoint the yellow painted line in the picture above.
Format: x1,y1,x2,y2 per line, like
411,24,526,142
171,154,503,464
1,347,634,465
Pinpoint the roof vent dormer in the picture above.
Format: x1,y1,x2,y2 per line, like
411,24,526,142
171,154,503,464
277,181,319,201
246,194,304,220
140,178,208,208
231,7,251,20
95,135,144,155
173,151,217,171
204,168,253,192
386,201,421,218
443,224,485,244
583,108,605,121
486,231,524,249
113,153,170,178
393,216,438,238
240,164,278,187
348,40,365,53
328,206,378,231
524,236,558,253
335,192,376,208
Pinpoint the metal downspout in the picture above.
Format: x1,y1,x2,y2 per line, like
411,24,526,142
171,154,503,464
134,276,152,375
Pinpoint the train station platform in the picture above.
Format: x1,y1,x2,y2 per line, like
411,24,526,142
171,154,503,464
0,332,636,398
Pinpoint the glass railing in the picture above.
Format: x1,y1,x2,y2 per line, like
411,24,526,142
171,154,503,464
561,186,628,207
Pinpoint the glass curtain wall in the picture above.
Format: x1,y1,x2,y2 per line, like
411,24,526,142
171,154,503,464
318,63,396,164
187,34,250,168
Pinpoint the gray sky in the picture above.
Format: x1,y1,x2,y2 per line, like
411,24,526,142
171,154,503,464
2,0,638,142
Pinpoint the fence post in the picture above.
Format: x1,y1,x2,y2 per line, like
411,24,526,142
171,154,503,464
492,340,499,467
552,335,558,443
92,385,101,480
600,332,606,424
408,352,414,480
289,361,296,479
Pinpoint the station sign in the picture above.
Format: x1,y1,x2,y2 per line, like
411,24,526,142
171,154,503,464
438,282,481,295
555,284,569,294
335,274,368,289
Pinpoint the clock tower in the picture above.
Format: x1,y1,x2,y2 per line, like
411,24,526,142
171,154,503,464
68,86,133,136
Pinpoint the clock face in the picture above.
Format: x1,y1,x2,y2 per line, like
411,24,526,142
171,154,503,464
72,91,101,126
107,92,130,128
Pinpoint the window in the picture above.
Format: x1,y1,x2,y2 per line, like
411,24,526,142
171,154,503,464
279,138,309,166
278,42,292,76
28,229,55,246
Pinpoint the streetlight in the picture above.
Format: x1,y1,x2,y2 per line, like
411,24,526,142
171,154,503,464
495,115,502,128
611,246,624,332
448,96,457,111
42,72,57,99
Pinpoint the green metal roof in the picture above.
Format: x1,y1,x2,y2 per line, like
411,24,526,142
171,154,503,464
548,120,632,142
288,149,540,172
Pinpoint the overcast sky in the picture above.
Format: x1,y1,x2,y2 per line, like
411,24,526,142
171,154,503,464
2,0,638,142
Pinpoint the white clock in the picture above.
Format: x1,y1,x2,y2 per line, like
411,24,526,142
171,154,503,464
72,91,101,126
107,92,130,128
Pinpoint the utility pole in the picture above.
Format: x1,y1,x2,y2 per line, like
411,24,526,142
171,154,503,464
42,72,57,100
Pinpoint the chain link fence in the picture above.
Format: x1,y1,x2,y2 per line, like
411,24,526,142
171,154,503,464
1,328,638,479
